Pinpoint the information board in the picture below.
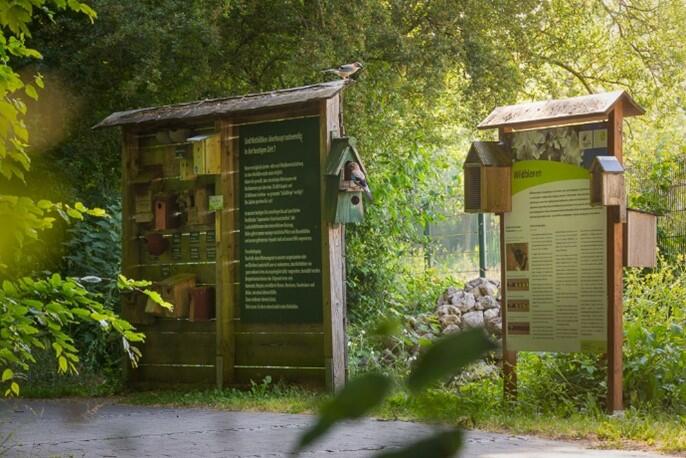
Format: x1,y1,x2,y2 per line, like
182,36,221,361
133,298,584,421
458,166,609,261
504,126,608,353
239,117,323,323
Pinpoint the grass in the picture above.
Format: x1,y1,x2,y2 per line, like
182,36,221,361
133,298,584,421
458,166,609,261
115,381,686,455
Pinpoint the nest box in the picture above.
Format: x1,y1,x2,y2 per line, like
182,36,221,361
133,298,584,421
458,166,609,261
590,156,625,209
187,134,221,175
463,141,512,213
145,273,196,318
325,136,367,224
624,209,657,268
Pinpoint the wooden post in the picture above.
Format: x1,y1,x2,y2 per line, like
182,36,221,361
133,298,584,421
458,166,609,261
500,214,517,400
216,120,237,388
498,127,517,400
121,128,140,384
321,96,346,392
607,106,624,413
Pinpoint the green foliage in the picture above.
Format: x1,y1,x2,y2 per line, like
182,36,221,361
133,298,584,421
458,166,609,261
296,328,494,455
624,257,686,410
0,2,177,397
0,273,144,396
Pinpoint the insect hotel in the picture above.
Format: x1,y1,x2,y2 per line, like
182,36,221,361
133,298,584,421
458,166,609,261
96,80,367,391
464,91,657,413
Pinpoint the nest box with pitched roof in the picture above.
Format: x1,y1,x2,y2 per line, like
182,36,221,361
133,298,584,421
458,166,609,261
463,141,512,213
325,136,368,224
590,156,625,208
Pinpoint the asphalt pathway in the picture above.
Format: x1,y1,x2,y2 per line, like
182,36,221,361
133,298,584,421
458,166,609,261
0,399,677,457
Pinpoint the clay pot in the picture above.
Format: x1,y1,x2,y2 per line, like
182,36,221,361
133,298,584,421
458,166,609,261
145,232,169,256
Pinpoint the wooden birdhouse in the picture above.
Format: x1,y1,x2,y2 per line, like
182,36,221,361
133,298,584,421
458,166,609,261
153,194,180,230
624,209,657,268
325,136,367,224
590,156,625,208
187,134,221,175
145,273,196,318
463,141,512,213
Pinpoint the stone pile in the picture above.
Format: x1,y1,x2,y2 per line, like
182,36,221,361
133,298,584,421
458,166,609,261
435,277,502,338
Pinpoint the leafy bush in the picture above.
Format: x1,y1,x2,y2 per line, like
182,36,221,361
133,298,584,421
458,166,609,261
624,257,686,411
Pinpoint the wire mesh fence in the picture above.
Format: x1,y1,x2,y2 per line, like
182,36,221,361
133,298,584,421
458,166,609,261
423,211,501,281
628,157,686,257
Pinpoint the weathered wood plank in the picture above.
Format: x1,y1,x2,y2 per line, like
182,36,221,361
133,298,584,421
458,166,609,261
137,318,215,333
137,331,216,365
319,96,347,392
235,333,324,367
216,119,237,387
234,366,325,388
136,263,216,284
131,364,215,385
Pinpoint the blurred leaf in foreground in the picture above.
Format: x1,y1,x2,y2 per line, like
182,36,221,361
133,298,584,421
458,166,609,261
375,429,463,458
296,372,393,451
406,328,496,393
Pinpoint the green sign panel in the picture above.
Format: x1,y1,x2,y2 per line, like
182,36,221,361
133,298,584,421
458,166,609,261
239,117,323,323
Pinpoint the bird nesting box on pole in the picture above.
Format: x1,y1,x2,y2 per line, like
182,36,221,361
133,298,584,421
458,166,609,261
463,141,512,213
95,80,355,392
473,90,650,415
324,136,368,224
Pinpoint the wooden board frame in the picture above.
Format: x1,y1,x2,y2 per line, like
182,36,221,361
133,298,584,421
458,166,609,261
497,108,628,414
120,96,347,392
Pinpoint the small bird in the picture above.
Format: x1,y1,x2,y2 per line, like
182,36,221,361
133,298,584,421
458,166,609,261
346,161,372,200
322,62,363,79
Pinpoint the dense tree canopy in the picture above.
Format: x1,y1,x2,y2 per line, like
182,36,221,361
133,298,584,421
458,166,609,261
17,0,686,315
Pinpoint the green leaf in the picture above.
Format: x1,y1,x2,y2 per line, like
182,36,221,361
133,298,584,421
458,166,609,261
66,207,84,220
58,356,68,373
1,368,13,382
374,430,463,458
297,373,393,450
24,84,38,100
406,328,496,393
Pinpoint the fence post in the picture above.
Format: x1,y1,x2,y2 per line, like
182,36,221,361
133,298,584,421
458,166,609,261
478,213,487,277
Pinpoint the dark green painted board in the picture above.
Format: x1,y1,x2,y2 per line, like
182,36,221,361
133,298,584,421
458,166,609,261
238,117,323,323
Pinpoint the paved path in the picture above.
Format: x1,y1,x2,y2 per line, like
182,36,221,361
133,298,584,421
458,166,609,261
0,399,676,457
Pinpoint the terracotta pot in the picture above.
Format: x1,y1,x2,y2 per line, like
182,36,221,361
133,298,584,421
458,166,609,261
145,232,169,256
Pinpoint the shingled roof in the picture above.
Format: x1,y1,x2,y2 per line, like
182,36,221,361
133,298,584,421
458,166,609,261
478,91,644,131
94,80,348,129
465,141,511,166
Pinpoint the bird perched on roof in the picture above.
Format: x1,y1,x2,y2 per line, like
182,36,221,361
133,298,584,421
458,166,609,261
345,161,372,201
322,62,363,80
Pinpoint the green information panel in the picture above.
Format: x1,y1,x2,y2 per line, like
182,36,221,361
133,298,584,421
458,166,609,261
239,117,323,323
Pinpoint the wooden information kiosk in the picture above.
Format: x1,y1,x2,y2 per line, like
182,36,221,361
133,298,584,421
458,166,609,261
465,91,656,413
96,81,367,391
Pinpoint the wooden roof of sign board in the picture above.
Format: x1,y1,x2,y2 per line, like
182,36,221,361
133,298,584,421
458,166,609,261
465,141,511,166
94,80,348,129
478,91,645,131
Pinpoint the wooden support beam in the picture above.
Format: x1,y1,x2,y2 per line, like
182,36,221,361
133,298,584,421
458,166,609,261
216,119,237,387
607,105,624,414
320,96,346,392
497,127,517,400
500,214,517,400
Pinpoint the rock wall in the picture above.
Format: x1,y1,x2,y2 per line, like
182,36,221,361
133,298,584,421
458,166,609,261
436,277,502,338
